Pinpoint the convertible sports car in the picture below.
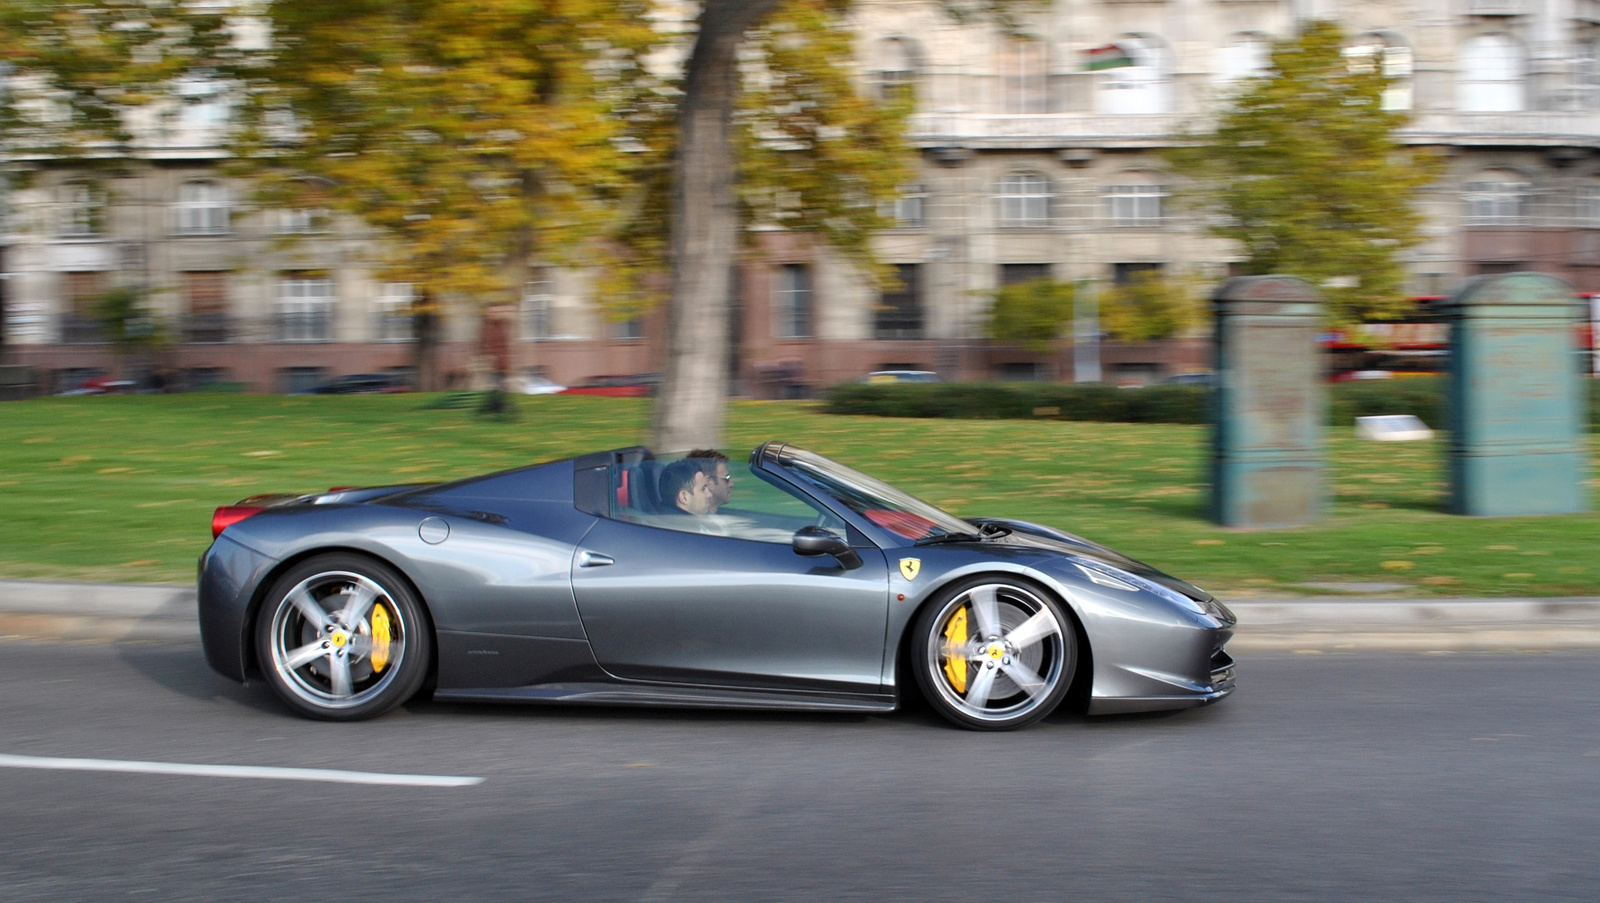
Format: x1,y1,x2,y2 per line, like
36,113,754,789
199,443,1235,731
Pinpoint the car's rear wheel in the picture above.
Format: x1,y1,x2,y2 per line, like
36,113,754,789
255,554,430,721
913,576,1075,731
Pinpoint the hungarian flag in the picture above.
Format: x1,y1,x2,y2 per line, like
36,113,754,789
1084,44,1135,71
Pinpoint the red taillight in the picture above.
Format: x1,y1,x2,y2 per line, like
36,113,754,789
212,506,265,539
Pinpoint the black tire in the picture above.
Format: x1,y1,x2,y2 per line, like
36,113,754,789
911,575,1076,731
254,554,431,721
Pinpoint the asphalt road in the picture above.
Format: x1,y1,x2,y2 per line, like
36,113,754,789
1,639,1597,902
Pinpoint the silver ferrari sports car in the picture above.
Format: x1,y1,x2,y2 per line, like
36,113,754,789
199,442,1235,731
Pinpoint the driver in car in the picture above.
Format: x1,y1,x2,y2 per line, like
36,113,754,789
688,449,733,515
659,458,716,518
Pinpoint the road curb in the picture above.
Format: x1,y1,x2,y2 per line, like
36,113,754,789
3,579,1600,650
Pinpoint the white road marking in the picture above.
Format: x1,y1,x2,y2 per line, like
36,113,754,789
0,753,483,787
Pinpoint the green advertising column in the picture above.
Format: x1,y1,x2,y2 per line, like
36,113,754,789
1211,276,1325,528
1445,272,1589,516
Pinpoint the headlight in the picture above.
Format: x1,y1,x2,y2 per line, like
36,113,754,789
1073,560,1209,615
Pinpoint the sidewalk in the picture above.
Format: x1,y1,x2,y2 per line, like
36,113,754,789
3,578,1600,651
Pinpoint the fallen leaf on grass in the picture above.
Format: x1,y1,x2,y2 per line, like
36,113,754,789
1381,560,1414,571
243,450,281,458
1193,539,1225,546
1420,576,1460,586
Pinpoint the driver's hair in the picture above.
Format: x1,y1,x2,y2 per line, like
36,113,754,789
658,458,705,511
686,448,728,474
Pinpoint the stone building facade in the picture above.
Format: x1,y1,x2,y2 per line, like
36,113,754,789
4,0,1600,392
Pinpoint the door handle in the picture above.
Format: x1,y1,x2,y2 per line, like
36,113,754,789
577,551,615,568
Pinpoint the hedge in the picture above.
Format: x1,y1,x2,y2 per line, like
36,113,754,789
825,376,1600,430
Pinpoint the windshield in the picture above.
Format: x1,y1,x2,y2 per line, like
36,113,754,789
767,445,975,541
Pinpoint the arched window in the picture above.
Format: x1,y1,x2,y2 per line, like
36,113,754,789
1346,32,1413,112
996,172,1052,227
1105,172,1168,226
998,36,1048,114
873,37,919,103
1463,170,1530,225
1215,33,1272,86
176,180,230,235
1459,34,1524,113
1097,34,1171,115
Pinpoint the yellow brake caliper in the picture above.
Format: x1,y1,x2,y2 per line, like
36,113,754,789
942,605,969,694
369,602,392,673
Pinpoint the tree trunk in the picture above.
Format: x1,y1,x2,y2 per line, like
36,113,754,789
651,0,782,451
412,298,439,392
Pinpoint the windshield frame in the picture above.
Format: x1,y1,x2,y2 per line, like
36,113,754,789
758,443,976,544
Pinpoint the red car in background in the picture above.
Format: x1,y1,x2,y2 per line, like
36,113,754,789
559,374,658,397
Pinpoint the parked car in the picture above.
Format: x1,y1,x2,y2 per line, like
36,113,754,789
57,376,137,396
517,375,567,395
861,370,943,384
201,442,1236,730
559,374,658,397
1163,372,1216,387
309,373,410,395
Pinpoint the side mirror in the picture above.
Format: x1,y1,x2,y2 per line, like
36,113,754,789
792,526,863,570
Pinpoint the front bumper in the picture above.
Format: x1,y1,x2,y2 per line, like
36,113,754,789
1086,632,1237,716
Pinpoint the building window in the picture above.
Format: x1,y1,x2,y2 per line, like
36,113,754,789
1458,34,1524,113
1579,182,1600,227
60,271,106,344
1464,173,1529,225
775,264,813,338
998,36,1048,114
374,283,414,342
876,264,924,340
997,173,1052,227
1215,33,1272,86
1346,32,1414,112
275,272,335,342
1097,35,1171,115
176,180,230,235
1576,37,1600,111
271,207,329,235
172,75,230,136
58,183,105,237
1106,181,1168,225
1113,262,1163,285
612,316,644,340
873,37,918,103
522,270,553,340
1000,263,1051,286
881,184,927,228
181,271,230,343
278,366,328,395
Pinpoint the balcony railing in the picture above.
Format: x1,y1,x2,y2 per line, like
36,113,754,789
906,112,1198,148
907,109,1600,148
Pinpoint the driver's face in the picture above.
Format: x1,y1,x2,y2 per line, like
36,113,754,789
709,462,733,507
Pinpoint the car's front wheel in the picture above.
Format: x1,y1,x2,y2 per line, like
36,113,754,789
255,554,430,721
912,576,1076,731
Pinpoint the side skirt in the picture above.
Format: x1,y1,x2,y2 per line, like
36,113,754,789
434,682,899,713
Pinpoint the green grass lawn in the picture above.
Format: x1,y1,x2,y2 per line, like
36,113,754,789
1,392,1596,597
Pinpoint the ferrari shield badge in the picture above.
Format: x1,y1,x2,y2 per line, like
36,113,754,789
899,558,921,581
